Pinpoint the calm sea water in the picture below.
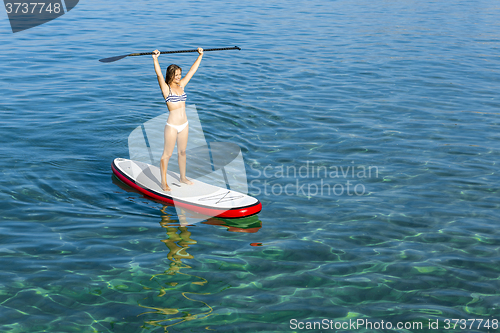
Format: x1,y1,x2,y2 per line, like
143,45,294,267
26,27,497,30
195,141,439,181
1,0,500,332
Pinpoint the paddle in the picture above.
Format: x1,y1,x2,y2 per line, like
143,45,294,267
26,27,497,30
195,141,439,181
99,46,241,63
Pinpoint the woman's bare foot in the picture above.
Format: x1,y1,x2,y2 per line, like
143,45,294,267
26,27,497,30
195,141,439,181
162,182,171,191
180,177,193,185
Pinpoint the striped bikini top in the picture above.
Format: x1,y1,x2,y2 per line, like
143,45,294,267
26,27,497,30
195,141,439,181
165,85,187,103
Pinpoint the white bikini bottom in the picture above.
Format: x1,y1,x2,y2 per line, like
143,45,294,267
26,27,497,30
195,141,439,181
166,121,188,133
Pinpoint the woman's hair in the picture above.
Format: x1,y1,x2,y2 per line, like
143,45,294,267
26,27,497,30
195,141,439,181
165,64,182,85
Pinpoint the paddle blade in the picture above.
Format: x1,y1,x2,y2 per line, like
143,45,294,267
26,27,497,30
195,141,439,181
99,54,130,63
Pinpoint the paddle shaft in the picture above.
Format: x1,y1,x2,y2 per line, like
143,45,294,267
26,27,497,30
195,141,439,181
99,46,241,63
131,46,241,57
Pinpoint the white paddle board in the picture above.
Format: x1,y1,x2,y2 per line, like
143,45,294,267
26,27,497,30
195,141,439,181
112,158,262,218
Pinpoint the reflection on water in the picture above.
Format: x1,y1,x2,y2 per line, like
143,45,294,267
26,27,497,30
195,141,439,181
138,206,262,332
203,216,262,233
138,208,212,332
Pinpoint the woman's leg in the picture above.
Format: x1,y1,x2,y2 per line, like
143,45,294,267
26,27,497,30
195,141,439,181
177,124,193,185
161,124,178,191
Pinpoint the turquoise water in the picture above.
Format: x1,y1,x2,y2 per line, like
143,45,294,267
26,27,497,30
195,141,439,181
1,0,500,332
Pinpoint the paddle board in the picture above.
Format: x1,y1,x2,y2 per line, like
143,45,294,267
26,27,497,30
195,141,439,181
112,158,262,218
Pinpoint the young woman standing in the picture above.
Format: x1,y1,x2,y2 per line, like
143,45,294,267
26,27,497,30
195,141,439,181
152,47,204,191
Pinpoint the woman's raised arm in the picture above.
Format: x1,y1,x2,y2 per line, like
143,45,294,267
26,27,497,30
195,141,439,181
152,49,169,98
180,48,204,87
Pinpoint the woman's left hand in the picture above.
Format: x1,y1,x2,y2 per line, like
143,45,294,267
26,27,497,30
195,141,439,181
197,47,204,55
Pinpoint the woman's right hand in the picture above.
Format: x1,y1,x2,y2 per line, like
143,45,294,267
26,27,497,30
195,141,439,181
152,49,160,59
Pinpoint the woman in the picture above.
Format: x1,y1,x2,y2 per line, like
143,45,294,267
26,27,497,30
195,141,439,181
152,47,204,191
